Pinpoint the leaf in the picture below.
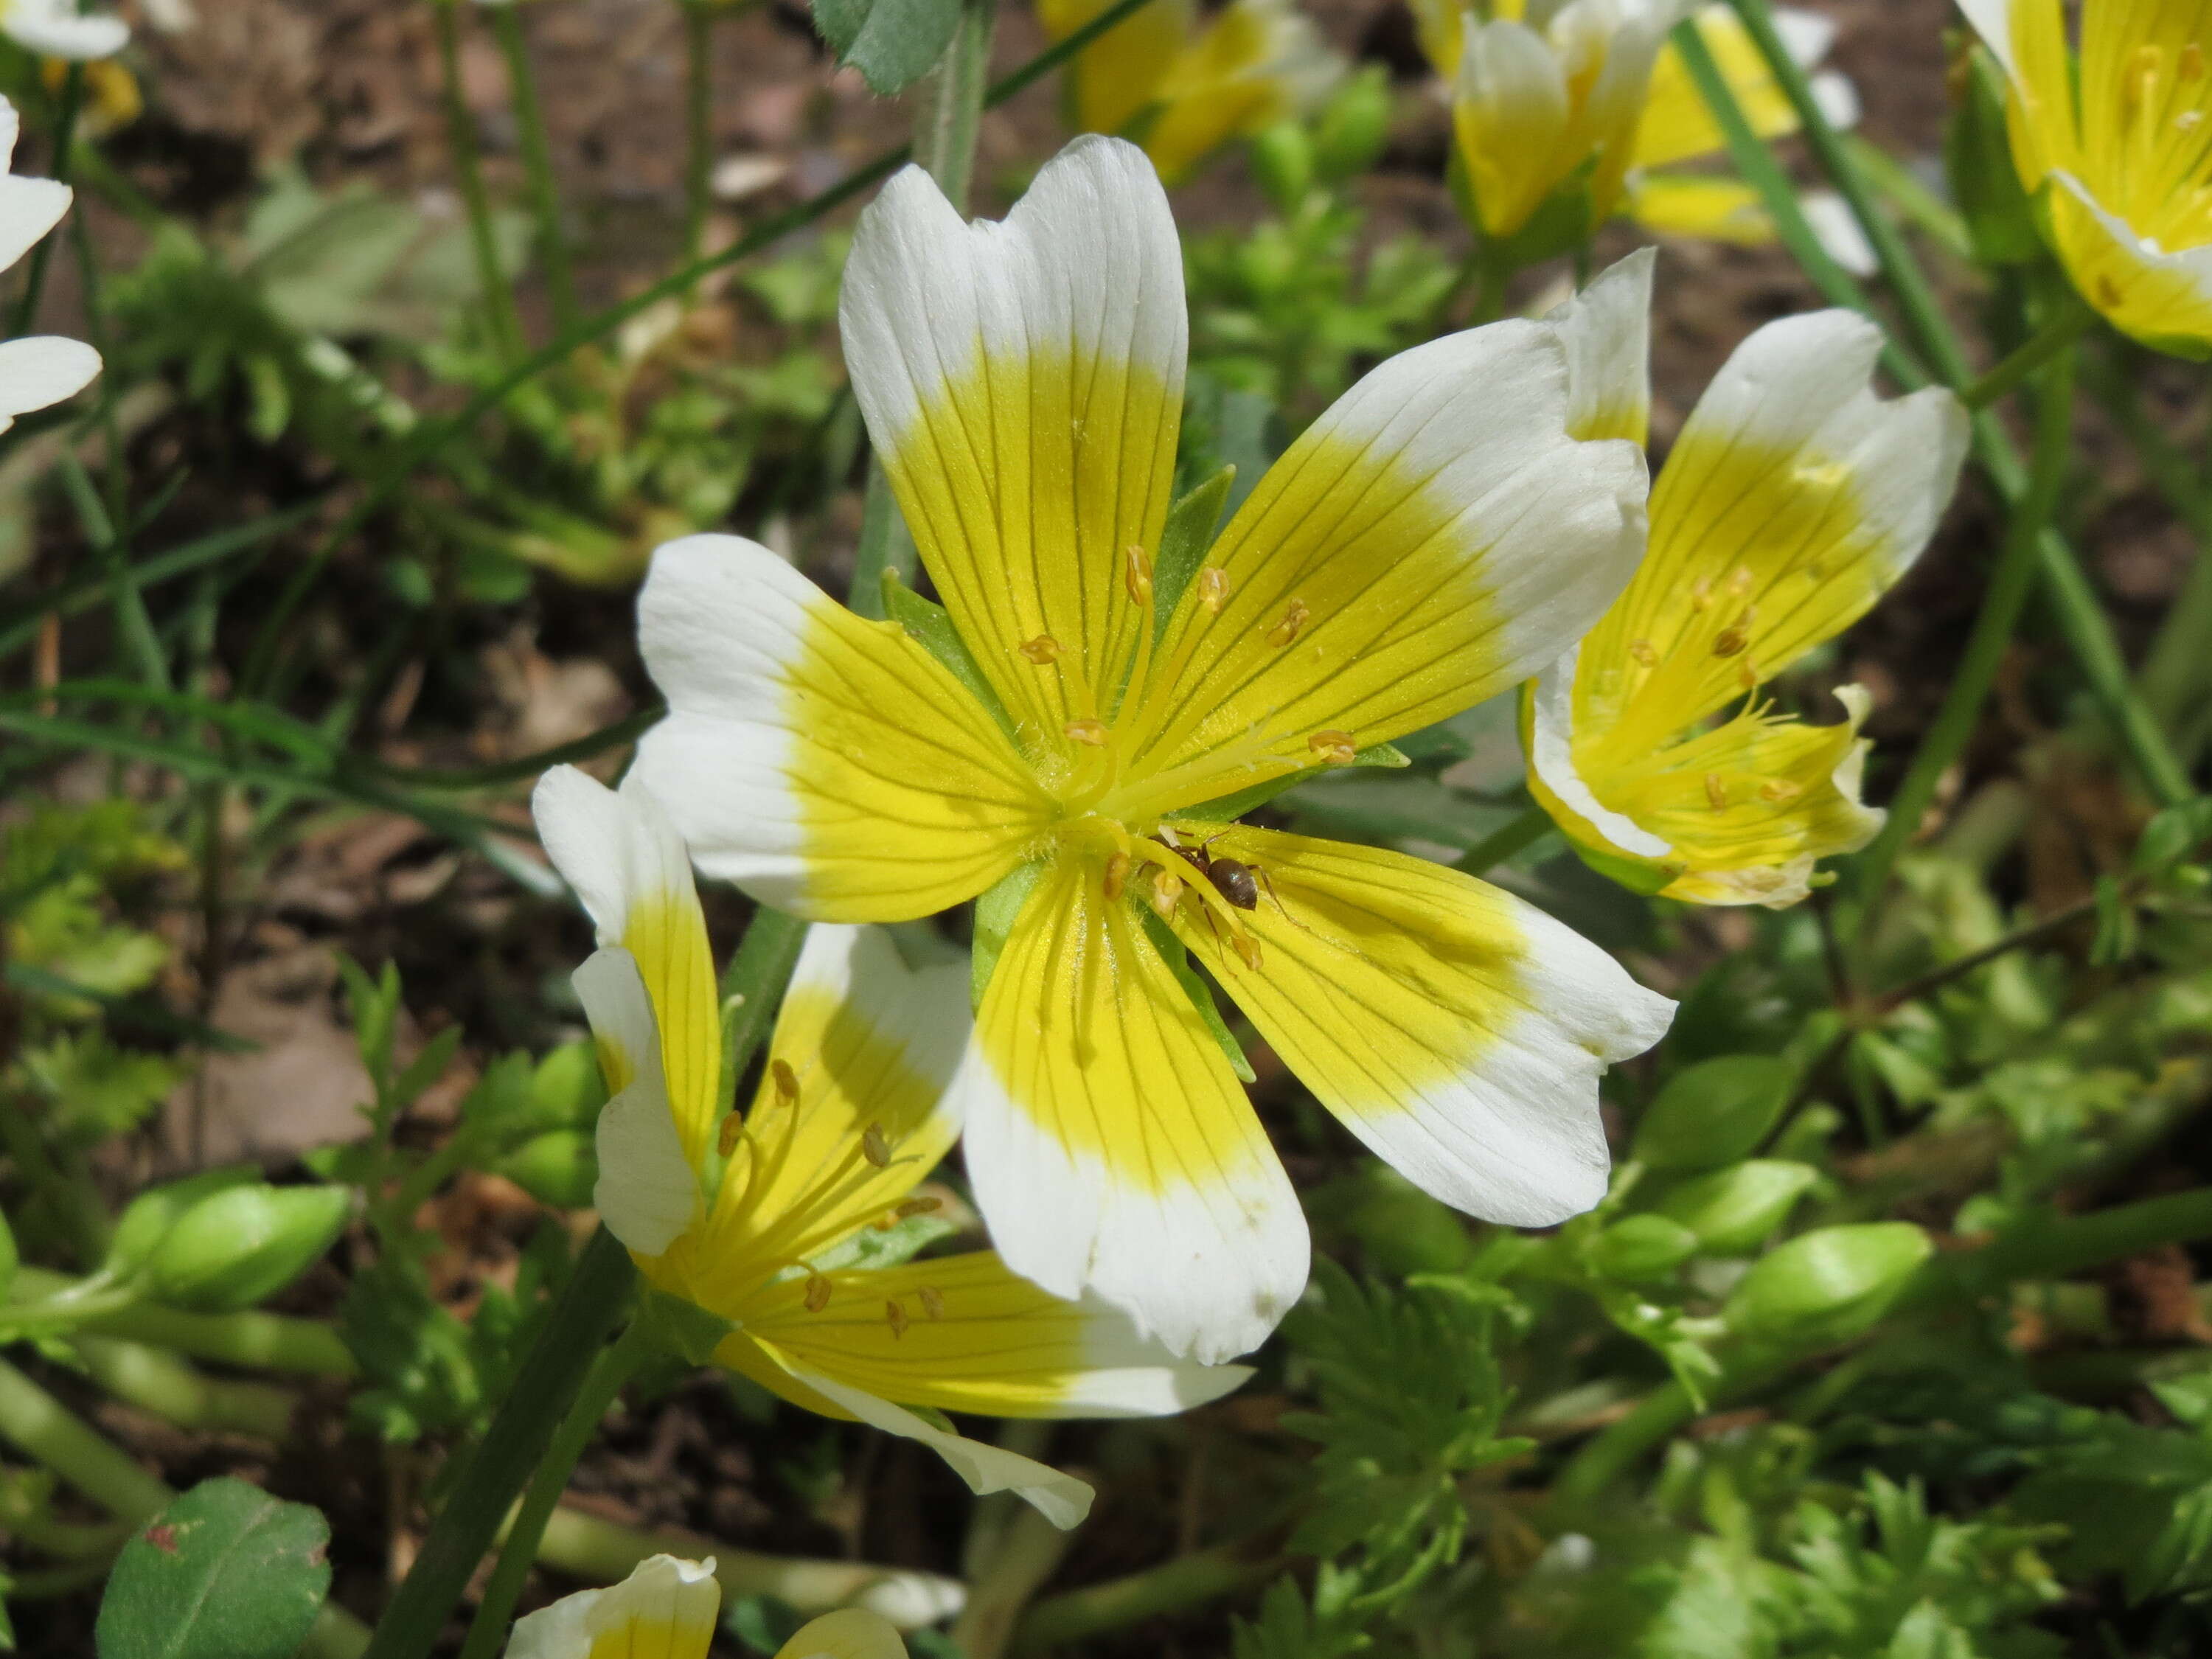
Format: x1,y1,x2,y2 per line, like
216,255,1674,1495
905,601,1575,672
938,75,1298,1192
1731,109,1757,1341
94,1479,331,1659
970,859,1046,1010
812,0,961,95
881,570,1019,742
1152,463,1236,640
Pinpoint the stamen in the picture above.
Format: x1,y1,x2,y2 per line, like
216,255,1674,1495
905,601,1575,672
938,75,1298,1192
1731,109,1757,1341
1689,578,1713,613
1759,779,1804,802
1628,639,1660,667
1103,850,1130,902
896,1196,942,1218
1150,868,1185,919
1712,608,1754,658
804,1274,832,1313
886,1300,909,1339
918,1285,945,1321
1197,567,1230,613
1726,566,1753,597
2096,272,2125,310
771,1058,799,1106
1125,545,1153,606
1704,773,1728,810
861,1123,891,1169
2181,42,2204,81
1308,729,1357,765
1019,634,1065,664
717,1113,744,1157
1233,933,1264,970
1065,718,1110,746
1266,599,1310,648
1736,658,1759,691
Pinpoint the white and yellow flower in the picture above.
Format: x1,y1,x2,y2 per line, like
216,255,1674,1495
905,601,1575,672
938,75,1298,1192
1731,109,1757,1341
506,1555,912,1659
1961,0,2212,357
4,0,127,59
627,136,1675,1363
534,765,1251,1528
1037,0,1340,184
0,96,97,434
1523,251,1969,907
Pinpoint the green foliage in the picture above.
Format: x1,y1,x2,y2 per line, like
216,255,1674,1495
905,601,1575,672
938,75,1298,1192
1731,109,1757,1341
812,0,961,94
94,1479,331,1659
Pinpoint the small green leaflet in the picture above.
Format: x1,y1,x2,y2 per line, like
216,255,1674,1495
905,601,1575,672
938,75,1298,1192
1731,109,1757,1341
812,0,961,95
94,1479,331,1659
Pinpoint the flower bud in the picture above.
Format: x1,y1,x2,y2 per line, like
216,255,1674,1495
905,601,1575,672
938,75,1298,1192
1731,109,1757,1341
147,1185,351,1312
1313,66,1391,185
1944,46,2042,268
527,1039,608,1132
1248,121,1315,217
494,1130,599,1209
1654,1161,1819,1255
1586,1214,1698,1284
104,1166,259,1281
1722,1222,1931,1351
1630,1054,1793,1172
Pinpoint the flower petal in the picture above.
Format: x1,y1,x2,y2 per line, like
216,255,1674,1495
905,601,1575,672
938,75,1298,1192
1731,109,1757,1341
838,137,1186,757
774,1610,911,1659
0,335,97,427
1113,319,1646,819
1453,18,1572,239
535,767,721,1159
1524,644,1675,870
0,175,72,279
740,1249,1252,1418
574,948,700,1259
949,856,1308,1364
1038,0,1192,136
1146,0,1339,184
1633,4,1823,171
1546,247,1653,447
632,535,1051,922
1171,827,1674,1227
672,925,969,1309
2,3,128,60
744,1344,1098,1528
2045,171,2212,358
1582,310,1966,748
508,1554,720,1659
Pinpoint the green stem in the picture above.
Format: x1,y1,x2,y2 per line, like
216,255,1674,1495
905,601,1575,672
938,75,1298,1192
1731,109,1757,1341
1453,803,1552,877
10,66,82,337
1962,294,2093,410
490,0,578,333
72,1335,298,1440
1009,1542,1279,1652
682,0,715,276
434,0,524,361
2096,362,2212,742
239,0,1152,706
456,1322,657,1659
0,1354,173,1520
358,1227,638,1659
1849,340,2077,925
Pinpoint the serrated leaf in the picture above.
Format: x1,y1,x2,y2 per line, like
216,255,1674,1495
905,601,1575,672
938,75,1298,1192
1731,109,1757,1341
94,1479,330,1659
813,0,961,94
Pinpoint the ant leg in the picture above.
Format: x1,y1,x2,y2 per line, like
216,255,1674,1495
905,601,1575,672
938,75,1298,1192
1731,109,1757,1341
1252,864,1315,935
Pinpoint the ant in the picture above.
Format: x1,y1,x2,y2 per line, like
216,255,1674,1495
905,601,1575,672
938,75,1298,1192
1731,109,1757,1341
1152,827,1301,939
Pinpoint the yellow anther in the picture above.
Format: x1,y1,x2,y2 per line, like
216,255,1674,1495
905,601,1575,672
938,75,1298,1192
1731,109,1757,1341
861,1123,891,1168
1703,773,1728,810
771,1057,799,1105
1266,599,1310,648
804,1275,832,1313
1727,566,1754,597
1103,850,1130,902
1197,566,1230,613
1019,634,1065,664
1628,639,1660,667
717,1113,743,1157
1065,718,1110,747
2181,42,2204,80
1689,578,1713,613
897,1196,942,1218
2096,272,2126,310
1149,869,1185,919
1125,544,1153,606
1233,933,1264,971
886,1300,909,1339
1759,779,1804,803
1711,610,1754,658
917,1285,945,1321
1736,658,1759,691
1308,728,1357,765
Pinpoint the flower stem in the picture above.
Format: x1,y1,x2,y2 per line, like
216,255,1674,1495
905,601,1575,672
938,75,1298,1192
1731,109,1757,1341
489,0,578,334
0,1354,173,1520
10,65,83,338
11,1268,359,1375
1962,293,2093,410
454,1321,658,1659
1848,338,2077,927
434,0,524,362
1009,1541,1281,1652
1453,803,1552,878
681,0,716,278
72,1335,298,1440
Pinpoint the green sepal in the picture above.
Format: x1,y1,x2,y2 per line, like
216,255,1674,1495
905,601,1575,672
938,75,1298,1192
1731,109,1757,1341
1562,834,1675,896
1140,910,1255,1083
1151,464,1237,644
810,1212,957,1276
636,1286,736,1366
1178,741,1412,824
880,569,1020,742
970,859,1046,1011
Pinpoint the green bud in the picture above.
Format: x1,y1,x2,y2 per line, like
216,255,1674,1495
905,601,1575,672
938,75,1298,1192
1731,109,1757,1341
104,1166,259,1281
494,1130,599,1210
1312,66,1392,184
1944,45,2041,267
1722,1222,1932,1351
1587,1214,1699,1284
147,1186,351,1312
1631,1055,1794,1172
1654,1161,1819,1255
1236,228,1300,299
529,1040,608,1132
1248,122,1315,218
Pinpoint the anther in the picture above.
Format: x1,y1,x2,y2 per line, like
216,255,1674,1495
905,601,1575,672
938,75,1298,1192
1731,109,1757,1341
1727,566,1753,597
886,1300,909,1338
1266,599,1310,648
2096,272,2125,310
1103,850,1130,902
1125,545,1153,606
1197,567,1230,613
1703,773,1728,810
1233,933,1264,971
1689,578,1713,613
1019,634,1065,664
1628,639,1660,667
1736,658,1759,691
1711,610,1753,658
1308,729,1357,765
2181,42,2204,80
771,1058,799,1106
1150,869,1185,919
1759,779,1804,802
717,1113,744,1156
1065,718,1110,747
897,1196,942,1218
804,1275,832,1313
861,1123,891,1168
917,1285,945,1321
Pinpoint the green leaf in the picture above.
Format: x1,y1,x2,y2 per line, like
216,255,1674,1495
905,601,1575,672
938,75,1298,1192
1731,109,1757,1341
970,859,1046,1010
812,0,961,94
1630,1054,1793,1172
1141,909,1256,1083
94,1479,331,1659
1152,463,1236,639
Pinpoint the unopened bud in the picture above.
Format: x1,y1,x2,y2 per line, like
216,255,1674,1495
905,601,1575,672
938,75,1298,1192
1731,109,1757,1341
494,1130,599,1209
1654,1160,1818,1254
1586,1214,1699,1284
1722,1222,1931,1350
148,1186,351,1313
1248,120,1315,215
1630,1054,1793,1172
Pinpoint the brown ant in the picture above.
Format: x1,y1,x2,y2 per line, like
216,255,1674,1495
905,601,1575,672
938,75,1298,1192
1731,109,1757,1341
1153,827,1301,934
